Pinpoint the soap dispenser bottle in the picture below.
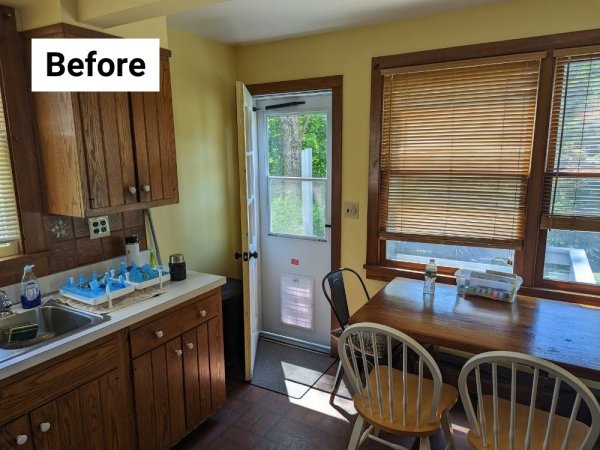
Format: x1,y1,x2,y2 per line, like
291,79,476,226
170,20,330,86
20,264,41,309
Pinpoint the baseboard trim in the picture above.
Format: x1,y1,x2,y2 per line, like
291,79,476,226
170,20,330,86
259,331,331,354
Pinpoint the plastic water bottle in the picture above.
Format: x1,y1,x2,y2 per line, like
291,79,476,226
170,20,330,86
20,264,41,309
423,259,437,295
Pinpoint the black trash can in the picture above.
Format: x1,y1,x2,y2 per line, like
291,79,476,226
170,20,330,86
221,278,244,378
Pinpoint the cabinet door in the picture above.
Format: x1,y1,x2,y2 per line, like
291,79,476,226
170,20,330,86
182,327,202,428
78,91,137,211
0,415,33,450
133,339,185,450
30,400,62,450
30,370,133,450
131,56,178,204
207,316,226,410
183,319,226,430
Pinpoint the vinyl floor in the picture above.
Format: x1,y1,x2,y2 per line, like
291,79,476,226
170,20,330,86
174,363,472,450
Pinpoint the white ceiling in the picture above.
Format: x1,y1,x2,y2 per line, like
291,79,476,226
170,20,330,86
167,0,502,45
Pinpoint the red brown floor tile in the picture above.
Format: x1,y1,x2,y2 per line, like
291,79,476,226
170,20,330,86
174,374,471,450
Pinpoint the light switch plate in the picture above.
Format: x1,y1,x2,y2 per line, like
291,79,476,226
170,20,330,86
344,202,359,219
88,216,110,239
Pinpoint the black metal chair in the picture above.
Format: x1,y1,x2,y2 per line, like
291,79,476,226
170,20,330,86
322,268,383,399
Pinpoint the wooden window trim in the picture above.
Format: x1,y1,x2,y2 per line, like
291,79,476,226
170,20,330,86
367,28,600,305
0,5,49,283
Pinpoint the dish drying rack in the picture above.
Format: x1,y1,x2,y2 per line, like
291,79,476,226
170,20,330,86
58,263,169,306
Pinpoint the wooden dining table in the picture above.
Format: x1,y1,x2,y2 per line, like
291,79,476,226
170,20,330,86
349,277,600,383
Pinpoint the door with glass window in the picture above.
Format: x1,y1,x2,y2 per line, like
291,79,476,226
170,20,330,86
256,92,332,348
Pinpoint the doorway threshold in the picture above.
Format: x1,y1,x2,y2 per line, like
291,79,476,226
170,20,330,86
259,331,330,355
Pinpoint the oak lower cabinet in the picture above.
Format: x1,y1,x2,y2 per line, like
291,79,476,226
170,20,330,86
130,292,226,450
0,332,136,450
0,415,33,450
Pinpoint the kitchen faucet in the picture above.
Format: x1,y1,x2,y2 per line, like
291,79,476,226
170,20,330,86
0,290,13,317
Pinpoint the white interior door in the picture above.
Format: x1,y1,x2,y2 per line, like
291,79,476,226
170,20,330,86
235,81,261,380
256,92,332,348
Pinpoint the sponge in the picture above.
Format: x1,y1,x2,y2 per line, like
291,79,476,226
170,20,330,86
1,322,39,344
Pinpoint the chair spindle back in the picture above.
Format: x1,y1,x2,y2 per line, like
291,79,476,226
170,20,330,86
458,351,600,450
339,323,443,427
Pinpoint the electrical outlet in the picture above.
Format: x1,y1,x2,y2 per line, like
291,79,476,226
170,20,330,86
344,202,359,219
88,216,110,239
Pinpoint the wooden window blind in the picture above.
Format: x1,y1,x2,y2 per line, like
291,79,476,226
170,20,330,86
379,56,541,249
0,89,21,244
541,49,600,232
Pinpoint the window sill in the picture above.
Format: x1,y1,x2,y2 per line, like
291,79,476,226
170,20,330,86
364,264,457,285
365,264,600,307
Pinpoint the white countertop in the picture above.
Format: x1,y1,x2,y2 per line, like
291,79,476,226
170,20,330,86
0,271,226,381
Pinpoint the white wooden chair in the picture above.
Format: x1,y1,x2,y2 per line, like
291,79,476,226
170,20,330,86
339,323,458,450
458,351,600,450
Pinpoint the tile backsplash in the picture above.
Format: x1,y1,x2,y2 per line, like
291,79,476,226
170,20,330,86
44,210,147,275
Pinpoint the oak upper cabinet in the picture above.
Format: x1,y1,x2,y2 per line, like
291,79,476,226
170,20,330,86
130,60,178,204
27,24,179,217
130,291,226,450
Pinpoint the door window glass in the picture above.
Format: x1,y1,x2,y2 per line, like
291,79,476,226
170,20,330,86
266,112,328,239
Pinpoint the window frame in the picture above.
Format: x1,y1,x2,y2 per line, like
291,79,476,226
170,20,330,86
0,5,49,285
366,28,600,304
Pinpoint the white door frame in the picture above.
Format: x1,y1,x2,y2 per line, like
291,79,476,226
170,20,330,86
246,76,343,356
255,92,333,347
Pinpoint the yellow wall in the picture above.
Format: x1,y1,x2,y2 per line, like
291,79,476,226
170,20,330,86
16,0,170,47
235,0,600,313
151,27,241,279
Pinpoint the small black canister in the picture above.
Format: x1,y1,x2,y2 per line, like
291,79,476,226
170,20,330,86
169,253,187,281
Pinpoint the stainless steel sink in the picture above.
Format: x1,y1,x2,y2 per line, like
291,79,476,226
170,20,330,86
0,300,109,363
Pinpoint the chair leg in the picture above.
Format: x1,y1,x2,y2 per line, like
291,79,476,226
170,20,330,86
441,411,455,450
333,360,344,394
348,415,365,450
330,360,344,405
418,437,431,450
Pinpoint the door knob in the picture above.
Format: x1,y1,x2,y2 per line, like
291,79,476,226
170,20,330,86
199,310,207,318
128,186,137,194
234,251,249,261
142,185,151,192
186,342,194,349
249,251,259,260
174,349,183,357
16,435,28,446
40,422,51,433
155,330,164,339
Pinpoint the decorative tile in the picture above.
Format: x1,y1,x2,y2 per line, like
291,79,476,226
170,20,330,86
43,215,74,243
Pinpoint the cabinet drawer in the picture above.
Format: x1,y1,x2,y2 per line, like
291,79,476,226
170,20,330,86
0,335,120,425
130,294,219,358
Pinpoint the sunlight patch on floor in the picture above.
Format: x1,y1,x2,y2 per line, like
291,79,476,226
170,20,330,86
286,388,354,421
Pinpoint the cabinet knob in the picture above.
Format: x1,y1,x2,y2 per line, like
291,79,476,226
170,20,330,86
16,435,28,446
155,330,164,339
40,422,51,433
174,349,183,357
142,185,151,193
128,185,137,194
186,342,194,350
199,310,207,318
